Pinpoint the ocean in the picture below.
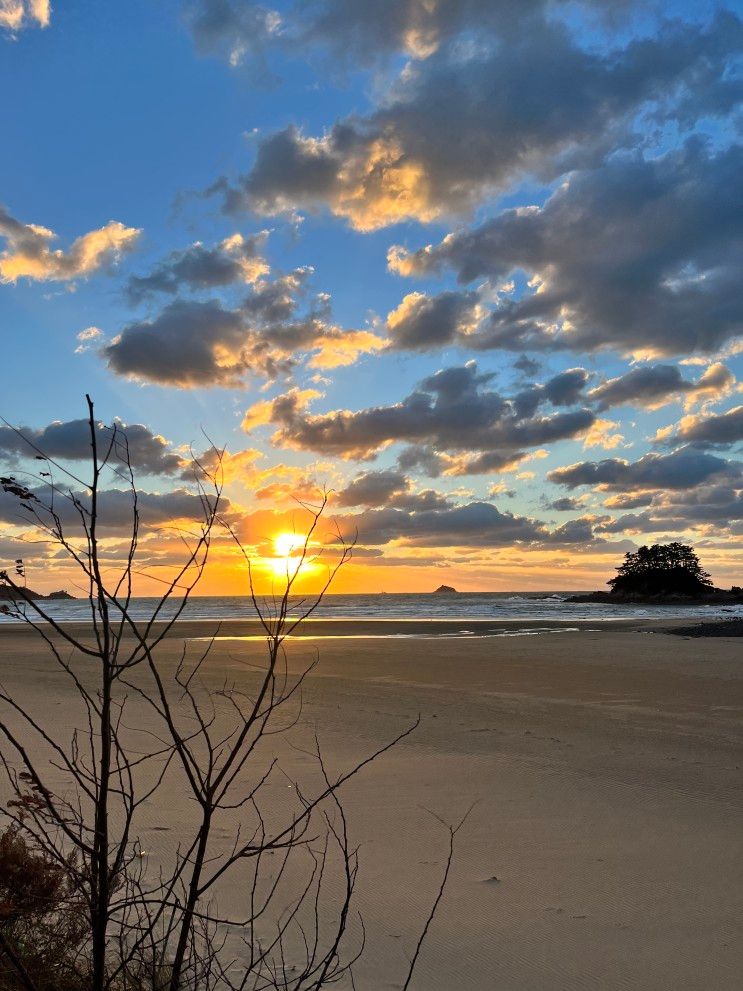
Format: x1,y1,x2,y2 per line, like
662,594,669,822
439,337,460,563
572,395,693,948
1,592,740,626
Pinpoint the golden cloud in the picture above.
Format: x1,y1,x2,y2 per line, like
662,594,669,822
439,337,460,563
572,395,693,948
241,387,321,432
583,418,626,450
307,329,385,369
0,216,141,283
0,0,50,31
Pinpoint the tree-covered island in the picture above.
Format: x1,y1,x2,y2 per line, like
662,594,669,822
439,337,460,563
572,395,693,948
569,543,742,604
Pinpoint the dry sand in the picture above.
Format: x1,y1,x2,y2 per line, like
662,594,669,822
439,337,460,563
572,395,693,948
0,619,741,990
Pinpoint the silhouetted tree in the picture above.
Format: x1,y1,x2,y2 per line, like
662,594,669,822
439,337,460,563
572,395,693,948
608,542,713,596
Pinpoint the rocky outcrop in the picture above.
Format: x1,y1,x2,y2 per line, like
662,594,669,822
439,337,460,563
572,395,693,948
0,586,75,602
568,588,743,605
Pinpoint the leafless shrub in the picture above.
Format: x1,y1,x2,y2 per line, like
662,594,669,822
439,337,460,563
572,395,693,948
0,398,459,990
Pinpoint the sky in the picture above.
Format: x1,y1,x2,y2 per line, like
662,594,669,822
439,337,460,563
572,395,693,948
0,0,741,594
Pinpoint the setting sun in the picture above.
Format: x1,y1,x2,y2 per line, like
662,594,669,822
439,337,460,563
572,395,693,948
273,532,303,559
267,531,317,579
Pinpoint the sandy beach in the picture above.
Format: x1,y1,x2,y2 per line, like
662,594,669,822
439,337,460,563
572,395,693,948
0,619,740,990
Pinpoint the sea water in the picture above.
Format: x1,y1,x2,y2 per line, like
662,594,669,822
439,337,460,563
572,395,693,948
1,591,741,625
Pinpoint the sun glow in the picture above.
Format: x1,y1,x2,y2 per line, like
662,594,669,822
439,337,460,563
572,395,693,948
268,531,315,579
274,532,303,558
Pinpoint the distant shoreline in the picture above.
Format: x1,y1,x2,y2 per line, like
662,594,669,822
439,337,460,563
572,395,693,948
0,588,75,603
568,589,743,606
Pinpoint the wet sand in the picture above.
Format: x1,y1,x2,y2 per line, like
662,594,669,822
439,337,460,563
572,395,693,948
0,620,741,989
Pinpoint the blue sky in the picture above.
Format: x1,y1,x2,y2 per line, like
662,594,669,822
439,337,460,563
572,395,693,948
1,0,741,592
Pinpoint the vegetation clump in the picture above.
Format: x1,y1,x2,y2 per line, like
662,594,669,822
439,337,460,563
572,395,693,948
568,542,742,604
0,828,87,991
607,543,713,597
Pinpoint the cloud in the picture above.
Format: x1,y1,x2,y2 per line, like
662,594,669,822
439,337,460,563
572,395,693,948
105,299,259,388
595,479,743,533
386,290,482,350
185,0,281,68
252,467,326,505
335,469,452,511
307,329,384,369
74,326,104,354
0,0,50,32
543,516,605,545
512,368,589,418
650,484,742,526
397,444,453,478
655,406,743,448
0,418,184,475
582,418,626,450
233,490,628,560
389,141,743,356
436,449,531,477
126,232,269,302
589,363,735,410
337,501,547,548
241,387,322,431
242,360,595,464
297,0,509,62
0,484,228,533
513,355,542,377
329,501,609,549
548,447,740,491
603,492,654,509
488,482,515,498
183,444,265,484
214,13,742,229
546,496,585,511
183,444,331,506
186,0,637,70
105,270,383,387
334,469,409,507
0,206,140,283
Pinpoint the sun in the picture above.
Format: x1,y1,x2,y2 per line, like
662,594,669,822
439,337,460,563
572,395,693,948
268,531,315,579
274,532,303,559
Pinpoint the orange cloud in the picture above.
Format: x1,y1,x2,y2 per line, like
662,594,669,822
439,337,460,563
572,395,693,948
583,418,626,450
307,329,385,369
241,387,321,432
0,212,140,283
254,478,326,504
